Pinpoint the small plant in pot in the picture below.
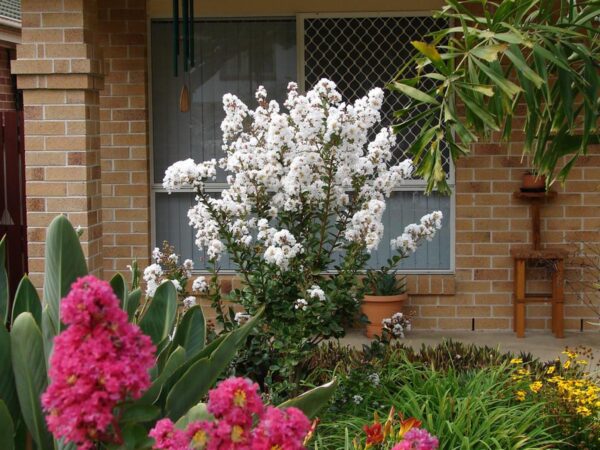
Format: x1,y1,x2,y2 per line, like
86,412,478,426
362,267,407,339
521,169,547,192
361,211,443,338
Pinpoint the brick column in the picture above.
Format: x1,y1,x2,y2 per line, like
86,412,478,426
12,0,104,284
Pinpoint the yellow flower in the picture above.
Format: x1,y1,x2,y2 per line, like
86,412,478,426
515,390,526,401
575,406,591,417
546,366,555,375
510,358,523,365
529,381,543,393
563,360,571,369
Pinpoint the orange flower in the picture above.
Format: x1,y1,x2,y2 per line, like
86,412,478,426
363,423,384,446
398,415,422,438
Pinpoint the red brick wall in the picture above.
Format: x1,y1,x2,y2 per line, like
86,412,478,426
0,46,16,111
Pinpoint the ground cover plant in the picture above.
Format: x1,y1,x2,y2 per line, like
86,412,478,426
306,341,599,449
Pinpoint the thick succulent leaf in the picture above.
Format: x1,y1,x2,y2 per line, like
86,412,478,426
139,281,177,345
10,313,53,450
278,379,338,418
0,400,15,450
165,308,263,420
171,305,206,360
42,215,88,335
41,306,56,364
125,288,142,322
0,324,18,421
175,403,212,429
120,404,160,423
0,235,8,324
138,346,186,405
11,276,41,327
109,273,127,308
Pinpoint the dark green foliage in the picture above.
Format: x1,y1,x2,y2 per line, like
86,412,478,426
392,0,600,193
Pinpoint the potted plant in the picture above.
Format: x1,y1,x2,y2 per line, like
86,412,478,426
360,211,444,338
521,169,547,192
362,267,407,338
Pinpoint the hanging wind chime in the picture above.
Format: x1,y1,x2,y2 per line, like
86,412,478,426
173,0,195,112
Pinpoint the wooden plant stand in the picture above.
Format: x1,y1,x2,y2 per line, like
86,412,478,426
511,191,566,338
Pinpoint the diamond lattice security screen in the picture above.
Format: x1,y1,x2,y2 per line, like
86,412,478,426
301,14,451,177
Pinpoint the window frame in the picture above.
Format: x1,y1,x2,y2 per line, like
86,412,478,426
147,12,456,275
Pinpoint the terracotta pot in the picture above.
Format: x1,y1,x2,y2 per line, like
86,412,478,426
521,173,546,192
361,293,407,338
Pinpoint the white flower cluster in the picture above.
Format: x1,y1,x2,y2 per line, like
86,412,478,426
306,284,326,302
192,276,209,293
163,79,430,270
390,211,444,256
163,158,217,193
294,298,308,311
262,229,303,271
143,263,162,298
382,312,411,339
183,296,197,310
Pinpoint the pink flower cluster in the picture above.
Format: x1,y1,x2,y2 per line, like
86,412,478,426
150,377,311,450
392,428,439,450
42,275,156,450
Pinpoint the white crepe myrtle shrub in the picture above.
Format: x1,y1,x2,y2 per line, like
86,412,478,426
163,79,442,396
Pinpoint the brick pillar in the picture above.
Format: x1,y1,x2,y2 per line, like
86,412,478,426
12,0,104,284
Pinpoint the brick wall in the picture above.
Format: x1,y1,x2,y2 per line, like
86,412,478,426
13,0,105,284
97,0,150,280
0,46,15,111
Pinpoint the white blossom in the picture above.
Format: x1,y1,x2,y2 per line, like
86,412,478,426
352,395,364,405
183,296,197,310
234,312,251,324
390,211,443,256
143,263,163,298
294,298,308,311
307,285,326,301
192,276,209,293
170,279,182,292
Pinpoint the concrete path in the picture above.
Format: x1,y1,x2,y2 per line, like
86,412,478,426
341,329,600,363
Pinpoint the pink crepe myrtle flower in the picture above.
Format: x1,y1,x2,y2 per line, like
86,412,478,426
207,377,264,426
150,419,190,450
251,406,311,450
42,275,156,450
392,428,439,450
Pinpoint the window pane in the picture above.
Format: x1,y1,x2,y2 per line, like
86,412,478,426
303,15,449,172
151,19,296,183
156,191,451,272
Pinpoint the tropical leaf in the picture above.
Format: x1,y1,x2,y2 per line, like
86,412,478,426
0,324,18,421
110,273,127,308
278,379,338,418
42,215,88,335
165,309,263,420
11,276,41,327
389,82,439,105
171,305,206,360
10,313,53,450
125,288,142,322
139,281,177,346
0,400,15,450
471,44,507,62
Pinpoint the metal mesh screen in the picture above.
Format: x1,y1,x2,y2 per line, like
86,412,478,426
302,15,450,176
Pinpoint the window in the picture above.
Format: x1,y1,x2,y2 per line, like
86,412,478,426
151,14,453,273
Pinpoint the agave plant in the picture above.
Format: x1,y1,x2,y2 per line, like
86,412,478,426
0,216,335,449
391,0,600,193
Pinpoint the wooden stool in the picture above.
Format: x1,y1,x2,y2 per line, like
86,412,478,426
511,249,567,338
